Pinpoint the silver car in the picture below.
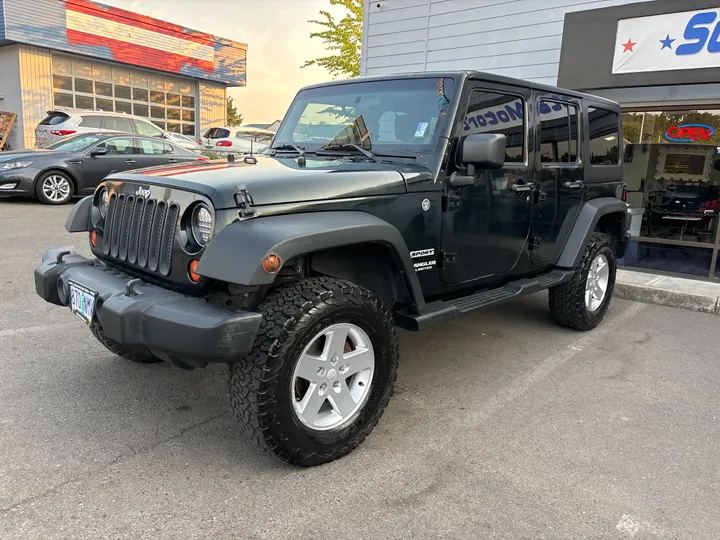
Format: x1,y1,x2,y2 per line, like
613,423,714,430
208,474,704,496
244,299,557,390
35,108,185,149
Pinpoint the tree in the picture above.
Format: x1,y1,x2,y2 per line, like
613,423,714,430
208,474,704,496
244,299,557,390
302,0,362,79
227,97,243,126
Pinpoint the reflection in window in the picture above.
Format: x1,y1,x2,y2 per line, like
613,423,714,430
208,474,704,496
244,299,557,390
539,100,578,163
589,107,620,165
463,91,525,162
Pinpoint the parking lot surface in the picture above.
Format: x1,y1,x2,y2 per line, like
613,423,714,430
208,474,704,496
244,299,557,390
1,197,719,539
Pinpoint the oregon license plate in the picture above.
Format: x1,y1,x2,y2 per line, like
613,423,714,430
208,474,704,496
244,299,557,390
69,281,97,325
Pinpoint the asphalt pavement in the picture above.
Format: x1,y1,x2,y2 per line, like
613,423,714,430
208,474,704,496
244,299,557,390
1,197,719,540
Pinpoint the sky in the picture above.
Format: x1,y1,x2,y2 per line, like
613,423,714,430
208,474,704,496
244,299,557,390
101,0,347,124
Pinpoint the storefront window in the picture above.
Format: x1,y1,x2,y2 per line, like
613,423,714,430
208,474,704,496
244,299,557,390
620,109,720,279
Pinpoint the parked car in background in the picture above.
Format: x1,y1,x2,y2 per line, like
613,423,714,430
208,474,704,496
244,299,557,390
2,131,206,204
200,126,274,153
35,108,176,148
166,132,202,153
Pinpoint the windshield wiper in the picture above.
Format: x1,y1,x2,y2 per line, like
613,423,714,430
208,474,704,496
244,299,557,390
270,144,306,156
320,143,376,161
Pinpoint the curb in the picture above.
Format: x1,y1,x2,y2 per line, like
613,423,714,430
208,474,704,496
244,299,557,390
614,270,720,315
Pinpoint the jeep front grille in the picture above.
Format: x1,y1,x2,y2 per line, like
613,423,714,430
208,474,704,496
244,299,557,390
102,193,179,276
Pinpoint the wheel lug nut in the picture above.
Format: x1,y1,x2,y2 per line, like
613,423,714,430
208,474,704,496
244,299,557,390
330,355,338,365
339,365,348,374
317,367,326,377
333,381,341,391
320,383,327,391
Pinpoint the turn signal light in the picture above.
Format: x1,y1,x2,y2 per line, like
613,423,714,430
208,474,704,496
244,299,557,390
188,260,201,283
262,253,282,274
90,230,97,247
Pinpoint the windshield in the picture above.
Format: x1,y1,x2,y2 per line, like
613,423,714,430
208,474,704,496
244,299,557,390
48,133,104,152
273,77,456,154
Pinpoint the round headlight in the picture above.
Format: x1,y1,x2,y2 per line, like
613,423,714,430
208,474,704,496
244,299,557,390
191,204,213,246
98,187,109,218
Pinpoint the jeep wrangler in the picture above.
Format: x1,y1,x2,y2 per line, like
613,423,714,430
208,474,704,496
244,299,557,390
35,72,630,466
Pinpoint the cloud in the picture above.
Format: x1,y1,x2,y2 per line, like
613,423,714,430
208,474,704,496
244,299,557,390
101,0,344,123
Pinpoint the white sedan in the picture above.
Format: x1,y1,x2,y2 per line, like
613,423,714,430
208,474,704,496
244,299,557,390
200,126,274,154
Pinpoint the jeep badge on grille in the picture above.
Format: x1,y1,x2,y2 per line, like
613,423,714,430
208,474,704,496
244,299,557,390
135,187,151,198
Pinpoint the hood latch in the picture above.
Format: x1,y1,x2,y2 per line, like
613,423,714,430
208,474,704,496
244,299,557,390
234,184,255,217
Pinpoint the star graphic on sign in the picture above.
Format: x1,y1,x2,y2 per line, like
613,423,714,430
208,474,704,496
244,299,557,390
659,34,675,50
622,38,637,52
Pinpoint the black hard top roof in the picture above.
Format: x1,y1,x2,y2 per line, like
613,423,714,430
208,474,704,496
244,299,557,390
298,70,620,109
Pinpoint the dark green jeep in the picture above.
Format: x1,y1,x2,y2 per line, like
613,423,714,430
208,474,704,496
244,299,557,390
35,72,630,466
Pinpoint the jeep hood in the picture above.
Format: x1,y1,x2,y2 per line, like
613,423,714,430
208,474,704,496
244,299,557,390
111,156,417,209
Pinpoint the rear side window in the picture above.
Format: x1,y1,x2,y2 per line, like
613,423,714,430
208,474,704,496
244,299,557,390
588,107,620,165
462,90,525,163
102,116,133,133
137,138,169,155
39,113,69,126
539,99,579,163
78,116,103,129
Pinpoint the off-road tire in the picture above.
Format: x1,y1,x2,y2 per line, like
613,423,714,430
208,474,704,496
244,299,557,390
228,277,399,467
90,325,162,363
549,232,616,331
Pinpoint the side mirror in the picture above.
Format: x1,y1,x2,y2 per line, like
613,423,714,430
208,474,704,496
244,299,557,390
462,133,506,170
91,147,107,157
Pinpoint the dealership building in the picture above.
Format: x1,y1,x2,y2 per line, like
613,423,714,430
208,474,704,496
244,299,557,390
0,0,246,150
362,0,720,280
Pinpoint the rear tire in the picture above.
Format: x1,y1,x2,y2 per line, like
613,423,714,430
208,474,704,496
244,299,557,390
36,171,74,205
227,277,399,467
549,232,616,331
90,325,162,363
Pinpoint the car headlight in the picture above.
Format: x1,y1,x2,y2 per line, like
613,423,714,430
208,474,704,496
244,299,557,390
191,203,213,246
98,187,109,218
0,161,33,172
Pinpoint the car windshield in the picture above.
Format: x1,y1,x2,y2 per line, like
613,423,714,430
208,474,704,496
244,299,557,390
273,77,456,154
48,133,104,152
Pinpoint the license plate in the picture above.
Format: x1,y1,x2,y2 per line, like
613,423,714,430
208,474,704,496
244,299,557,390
69,281,97,325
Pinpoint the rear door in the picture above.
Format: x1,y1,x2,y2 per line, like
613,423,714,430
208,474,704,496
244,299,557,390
530,93,583,264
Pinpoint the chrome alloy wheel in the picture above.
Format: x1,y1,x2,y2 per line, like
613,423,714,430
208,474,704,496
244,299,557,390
585,254,610,312
291,323,375,431
42,174,71,203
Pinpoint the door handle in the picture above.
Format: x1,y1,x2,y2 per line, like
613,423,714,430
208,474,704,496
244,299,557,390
563,180,584,189
125,159,136,164
168,158,178,163
510,183,534,192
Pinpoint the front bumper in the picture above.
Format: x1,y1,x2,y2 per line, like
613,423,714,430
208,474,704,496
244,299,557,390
34,247,262,369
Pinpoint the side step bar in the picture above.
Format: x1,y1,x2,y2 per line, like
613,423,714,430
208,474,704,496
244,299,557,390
394,269,574,331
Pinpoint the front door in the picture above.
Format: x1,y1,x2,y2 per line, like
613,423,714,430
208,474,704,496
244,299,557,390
82,136,137,192
531,94,584,264
440,83,534,284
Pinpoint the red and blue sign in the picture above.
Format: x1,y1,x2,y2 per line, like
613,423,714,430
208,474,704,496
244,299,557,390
665,124,715,143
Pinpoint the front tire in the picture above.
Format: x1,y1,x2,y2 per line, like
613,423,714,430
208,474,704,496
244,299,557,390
36,171,74,205
228,277,399,467
549,232,616,331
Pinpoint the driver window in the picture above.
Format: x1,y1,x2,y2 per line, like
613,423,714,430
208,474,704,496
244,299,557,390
461,90,526,164
96,137,134,154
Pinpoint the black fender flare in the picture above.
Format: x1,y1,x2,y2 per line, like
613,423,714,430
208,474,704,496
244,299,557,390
196,211,426,311
65,195,93,232
557,197,629,268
